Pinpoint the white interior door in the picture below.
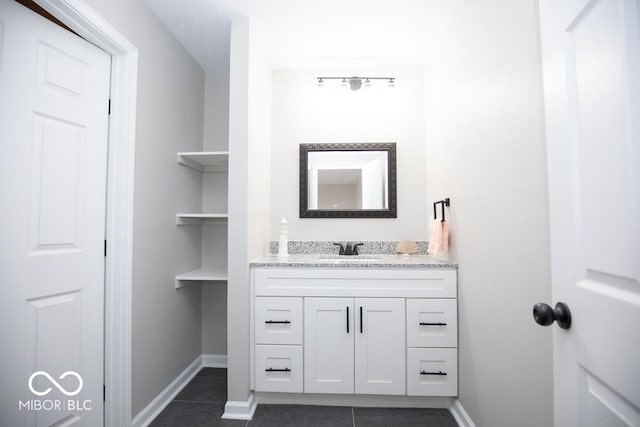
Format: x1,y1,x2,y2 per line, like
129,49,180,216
539,0,640,426
0,1,111,425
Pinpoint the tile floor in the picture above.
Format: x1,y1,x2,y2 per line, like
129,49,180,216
150,368,458,427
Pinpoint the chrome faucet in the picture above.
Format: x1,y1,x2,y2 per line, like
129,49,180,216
333,242,364,256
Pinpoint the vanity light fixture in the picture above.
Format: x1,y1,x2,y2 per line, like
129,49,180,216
316,76,396,91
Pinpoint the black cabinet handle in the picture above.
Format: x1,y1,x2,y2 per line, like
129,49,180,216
346,306,350,333
360,306,363,333
419,322,447,326
265,320,291,324
265,367,291,372
420,370,447,376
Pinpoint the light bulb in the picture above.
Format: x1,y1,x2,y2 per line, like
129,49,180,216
349,78,362,91
364,78,371,88
388,78,395,88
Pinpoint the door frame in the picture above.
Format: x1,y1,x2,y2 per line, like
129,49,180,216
34,1,138,426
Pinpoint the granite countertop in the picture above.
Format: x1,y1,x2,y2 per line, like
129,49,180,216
250,254,458,268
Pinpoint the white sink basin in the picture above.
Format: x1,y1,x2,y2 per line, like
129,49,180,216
317,257,381,263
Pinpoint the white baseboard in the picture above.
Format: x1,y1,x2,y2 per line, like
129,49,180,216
131,355,202,427
221,392,257,420
449,398,476,427
131,354,228,427
202,353,228,368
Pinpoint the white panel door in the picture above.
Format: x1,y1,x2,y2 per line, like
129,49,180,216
355,298,405,395
0,1,111,426
539,0,640,426
304,298,354,394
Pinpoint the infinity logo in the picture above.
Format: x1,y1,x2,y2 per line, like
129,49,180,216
28,371,83,397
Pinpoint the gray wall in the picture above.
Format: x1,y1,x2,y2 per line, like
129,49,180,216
270,66,427,241
424,1,553,426
203,71,230,151
81,0,205,417
202,71,230,356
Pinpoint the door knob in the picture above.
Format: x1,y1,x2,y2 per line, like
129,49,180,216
533,302,571,329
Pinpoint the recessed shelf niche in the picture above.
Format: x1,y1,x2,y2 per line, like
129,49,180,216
176,150,228,288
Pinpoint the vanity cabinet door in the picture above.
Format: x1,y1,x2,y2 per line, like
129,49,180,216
355,298,406,395
304,298,355,394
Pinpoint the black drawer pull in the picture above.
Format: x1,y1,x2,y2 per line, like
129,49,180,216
346,306,350,333
420,370,447,376
419,322,447,326
265,367,291,372
265,320,291,324
360,306,363,333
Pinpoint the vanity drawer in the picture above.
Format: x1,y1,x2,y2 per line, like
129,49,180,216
255,345,303,393
406,299,457,348
407,348,457,396
255,297,303,345
255,268,457,298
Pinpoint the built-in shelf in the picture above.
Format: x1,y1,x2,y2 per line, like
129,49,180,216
175,149,228,288
175,267,228,288
177,151,229,172
176,213,228,225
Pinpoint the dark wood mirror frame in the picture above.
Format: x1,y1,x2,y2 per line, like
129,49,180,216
299,143,397,218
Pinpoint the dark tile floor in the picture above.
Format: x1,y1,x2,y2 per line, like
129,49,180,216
150,368,458,427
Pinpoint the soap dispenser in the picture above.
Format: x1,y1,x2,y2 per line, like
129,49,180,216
278,217,289,257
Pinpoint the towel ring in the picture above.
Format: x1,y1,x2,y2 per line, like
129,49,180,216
433,198,450,222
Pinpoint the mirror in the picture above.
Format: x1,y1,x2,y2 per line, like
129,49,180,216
300,143,397,218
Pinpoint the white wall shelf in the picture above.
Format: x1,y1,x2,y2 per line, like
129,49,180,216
177,151,229,172
175,267,228,288
176,213,228,225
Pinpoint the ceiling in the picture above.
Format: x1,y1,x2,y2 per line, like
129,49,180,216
144,0,457,72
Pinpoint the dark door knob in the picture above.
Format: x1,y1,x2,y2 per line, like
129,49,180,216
533,302,571,329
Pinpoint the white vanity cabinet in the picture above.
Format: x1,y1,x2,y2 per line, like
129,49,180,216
251,266,458,398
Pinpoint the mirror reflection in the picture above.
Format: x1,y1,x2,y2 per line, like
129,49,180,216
308,151,388,210
300,143,396,218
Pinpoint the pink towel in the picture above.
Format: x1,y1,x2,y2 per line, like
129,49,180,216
428,219,449,255
428,219,442,254
441,220,449,252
